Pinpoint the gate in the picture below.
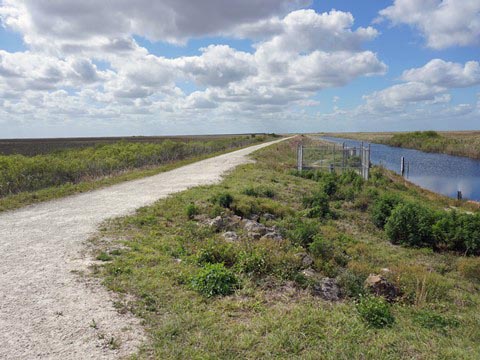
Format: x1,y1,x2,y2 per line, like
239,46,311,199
297,142,371,180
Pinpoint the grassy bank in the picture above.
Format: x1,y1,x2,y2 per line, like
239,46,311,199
325,131,480,159
91,137,480,359
0,135,277,212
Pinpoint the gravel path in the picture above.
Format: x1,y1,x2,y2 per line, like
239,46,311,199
0,138,286,360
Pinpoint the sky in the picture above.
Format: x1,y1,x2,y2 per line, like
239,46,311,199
0,0,479,138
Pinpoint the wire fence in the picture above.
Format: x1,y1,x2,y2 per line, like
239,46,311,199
297,142,371,180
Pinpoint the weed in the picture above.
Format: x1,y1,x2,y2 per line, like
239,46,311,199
96,252,113,262
190,263,239,297
185,203,199,219
356,295,395,328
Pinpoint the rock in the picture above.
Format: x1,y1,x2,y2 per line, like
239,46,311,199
222,231,239,242
173,258,182,264
302,255,314,267
301,268,318,279
207,216,224,230
242,219,267,238
365,274,400,302
312,278,341,301
262,232,283,241
263,213,276,221
229,215,243,226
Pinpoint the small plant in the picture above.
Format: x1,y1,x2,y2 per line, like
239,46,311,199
302,191,330,219
284,218,319,247
242,187,259,197
213,192,234,208
319,173,338,197
185,203,199,219
308,235,334,261
96,252,113,261
191,263,239,297
337,270,366,299
356,295,395,328
90,318,98,329
371,193,403,229
385,203,436,247
457,257,480,282
196,241,237,267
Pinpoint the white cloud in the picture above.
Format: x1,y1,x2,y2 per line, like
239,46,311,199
379,0,480,49
402,59,480,88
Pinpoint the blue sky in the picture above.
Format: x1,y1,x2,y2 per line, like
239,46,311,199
0,0,479,138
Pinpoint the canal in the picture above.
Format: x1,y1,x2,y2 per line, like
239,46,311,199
321,136,480,202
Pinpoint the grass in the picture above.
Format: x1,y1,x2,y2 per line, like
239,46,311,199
325,130,480,159
0,135,277,213
91,137,480,359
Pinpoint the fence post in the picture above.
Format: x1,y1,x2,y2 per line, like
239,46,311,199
297,144,303,171
401,156,405,176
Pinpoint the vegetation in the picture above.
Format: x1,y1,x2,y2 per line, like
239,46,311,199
0,135,275,212
91,137,480,359
327,130,480,159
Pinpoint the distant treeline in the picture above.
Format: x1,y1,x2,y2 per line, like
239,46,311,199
381,131,480,159
0,135,274,197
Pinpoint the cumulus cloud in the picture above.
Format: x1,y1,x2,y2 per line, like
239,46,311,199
401,59,480,88
379,0,480,49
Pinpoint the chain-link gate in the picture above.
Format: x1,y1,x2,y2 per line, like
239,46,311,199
297,142,371,180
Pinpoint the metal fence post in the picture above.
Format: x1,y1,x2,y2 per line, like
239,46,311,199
297,144,303,171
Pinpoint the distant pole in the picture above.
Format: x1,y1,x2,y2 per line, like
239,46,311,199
457,191,463,200
401,157,405,176
297,144,303,171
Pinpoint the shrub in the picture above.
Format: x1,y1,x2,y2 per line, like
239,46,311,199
213,192,234,208
337,270,367,299
433,211,480,254
385,203,437,247
457,257,480,282
196,241,237,267
185,203,199,219
237,249,269,276
190,263,239,297
242,187,259,197
371,193,403,229
302,191,330,219
356,295,395,328
284,218,319,247
319,173,338,197
241,186,275,199
309,235,334,261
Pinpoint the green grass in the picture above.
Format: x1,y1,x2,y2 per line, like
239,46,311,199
0,135,277,213
91,138,480,359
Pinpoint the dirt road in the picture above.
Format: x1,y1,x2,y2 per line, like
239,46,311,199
0,138,287,359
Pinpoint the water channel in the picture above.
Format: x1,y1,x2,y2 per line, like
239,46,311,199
321,136,480,202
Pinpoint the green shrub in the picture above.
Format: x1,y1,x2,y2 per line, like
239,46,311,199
319,173,338,197
185,203,199,219
213,192,234,208
433,211,480,254
309,235,334,261
356,295,395,328
241,186,275,199
371,193,403,229
284,218,319,247
237,249,269,276
196,241,237,267
302,191,330,219
385,203,437,247
190,263,239,297
337,270,367,299
242,187,259,197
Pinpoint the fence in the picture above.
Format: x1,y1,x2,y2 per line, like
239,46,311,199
297,142,371,180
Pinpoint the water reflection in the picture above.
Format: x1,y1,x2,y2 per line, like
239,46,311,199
321,136,480,201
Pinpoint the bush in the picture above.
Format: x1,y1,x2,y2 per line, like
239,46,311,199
237,249,269,276
284,218,319,247
241,186,275,198
196,241,237,267
433,211,480,254
413,310,459,333
356,295,395,328
302,191,330,219
185,203,199,219
309,235,334,261
337,270,367,299
385,203,437,247
319,173,338,197
371,193,403,229
213,192,234,208
190,263,239,297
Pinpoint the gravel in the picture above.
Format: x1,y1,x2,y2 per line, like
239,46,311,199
0,138,287,359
